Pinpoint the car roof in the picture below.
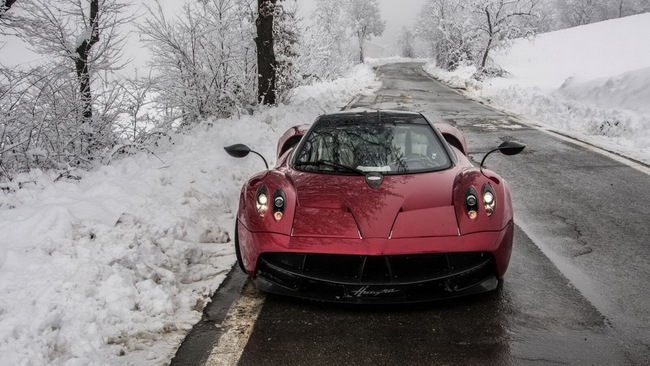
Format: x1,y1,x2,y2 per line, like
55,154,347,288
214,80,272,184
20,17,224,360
315,110,428,126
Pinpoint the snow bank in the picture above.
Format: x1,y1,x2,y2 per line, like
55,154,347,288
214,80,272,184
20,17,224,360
0,65,379,365
559,68,650,115
424,13,650,164
493,13,650,89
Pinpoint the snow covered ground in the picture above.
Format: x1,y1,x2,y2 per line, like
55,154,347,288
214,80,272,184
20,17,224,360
424,13,650,165
0,65,380,365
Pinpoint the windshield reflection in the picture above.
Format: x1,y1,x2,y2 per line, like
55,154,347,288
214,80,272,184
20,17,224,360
294,119,450,175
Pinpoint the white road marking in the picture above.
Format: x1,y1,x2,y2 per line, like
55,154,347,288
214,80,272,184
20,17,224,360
205,282,265,366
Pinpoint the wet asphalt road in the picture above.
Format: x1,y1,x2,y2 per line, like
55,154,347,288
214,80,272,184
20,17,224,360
174,63,650,365
237,226,623,365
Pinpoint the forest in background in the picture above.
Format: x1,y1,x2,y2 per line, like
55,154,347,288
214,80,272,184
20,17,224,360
1,0,649,183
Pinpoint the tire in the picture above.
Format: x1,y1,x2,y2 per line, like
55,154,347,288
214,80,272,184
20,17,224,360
234,220,247,274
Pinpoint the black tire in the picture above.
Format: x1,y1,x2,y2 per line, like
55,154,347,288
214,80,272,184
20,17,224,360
234,220,247,273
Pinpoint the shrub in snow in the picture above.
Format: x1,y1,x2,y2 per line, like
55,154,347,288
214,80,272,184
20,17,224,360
138,0,258,127
0,0,130,180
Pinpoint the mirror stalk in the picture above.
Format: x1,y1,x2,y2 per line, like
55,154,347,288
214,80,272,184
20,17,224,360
479,141,526,176
480,147,500,169
250,150,269,170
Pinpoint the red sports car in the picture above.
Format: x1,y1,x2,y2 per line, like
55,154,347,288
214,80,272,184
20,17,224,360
225,110,524,303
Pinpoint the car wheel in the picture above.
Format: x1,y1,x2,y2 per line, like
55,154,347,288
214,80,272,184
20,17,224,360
234,220,247,273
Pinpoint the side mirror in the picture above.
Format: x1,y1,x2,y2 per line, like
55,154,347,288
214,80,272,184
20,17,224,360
224,143,252,158
224,144,269,170
496,141,526,156
480,141,525,168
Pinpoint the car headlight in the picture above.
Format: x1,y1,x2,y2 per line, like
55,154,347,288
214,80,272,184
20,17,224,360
465,187,479,220
483,184,496,217
272,190,286,221
466,195,477,206
256,186,268,217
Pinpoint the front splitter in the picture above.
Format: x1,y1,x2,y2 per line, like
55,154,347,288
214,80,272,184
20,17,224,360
253,274,499,304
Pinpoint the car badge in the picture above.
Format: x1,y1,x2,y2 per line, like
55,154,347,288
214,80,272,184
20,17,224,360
365,173,383,189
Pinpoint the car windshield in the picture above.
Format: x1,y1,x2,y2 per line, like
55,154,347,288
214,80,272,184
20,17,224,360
293,113,451,175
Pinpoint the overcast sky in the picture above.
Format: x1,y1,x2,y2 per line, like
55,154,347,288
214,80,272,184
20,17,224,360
297,0,428,54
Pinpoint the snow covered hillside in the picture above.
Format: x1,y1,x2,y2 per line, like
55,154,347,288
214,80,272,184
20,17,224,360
0,66,379,365
424,12,650,165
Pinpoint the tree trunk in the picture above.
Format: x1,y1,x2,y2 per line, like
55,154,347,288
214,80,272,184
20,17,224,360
481,36,492,68
0,0,17,17
2,0,16,10
75,0,99,147
255,0,276,105
357,31,365,63
76,54,93,123
618,0,624,17
481,7,493,68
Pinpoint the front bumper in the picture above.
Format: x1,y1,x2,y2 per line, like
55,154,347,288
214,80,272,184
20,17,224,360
255,252,499,303
238,221,513,303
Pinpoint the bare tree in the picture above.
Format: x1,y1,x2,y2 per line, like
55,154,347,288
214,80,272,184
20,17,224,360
0,0,129,176
556,0,602,26
298,0,355,80
10,0,128,151
139,0,257,126
416,0,477,70
474,0,539,68
417,0,540,71
554,0,650,28
398,27,416,58
17,0,127,118
345,0,385,63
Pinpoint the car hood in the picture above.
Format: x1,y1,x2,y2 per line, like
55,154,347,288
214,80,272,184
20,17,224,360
289,169,459,239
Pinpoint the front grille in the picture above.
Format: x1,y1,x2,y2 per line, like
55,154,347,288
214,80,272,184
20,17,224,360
257,252,495,289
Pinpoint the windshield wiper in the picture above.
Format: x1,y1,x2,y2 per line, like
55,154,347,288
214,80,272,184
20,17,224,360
294,160,365,175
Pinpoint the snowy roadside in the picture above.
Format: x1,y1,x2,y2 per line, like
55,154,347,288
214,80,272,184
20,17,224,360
423,63,650,166
0,65,380,366
421,13,650,166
